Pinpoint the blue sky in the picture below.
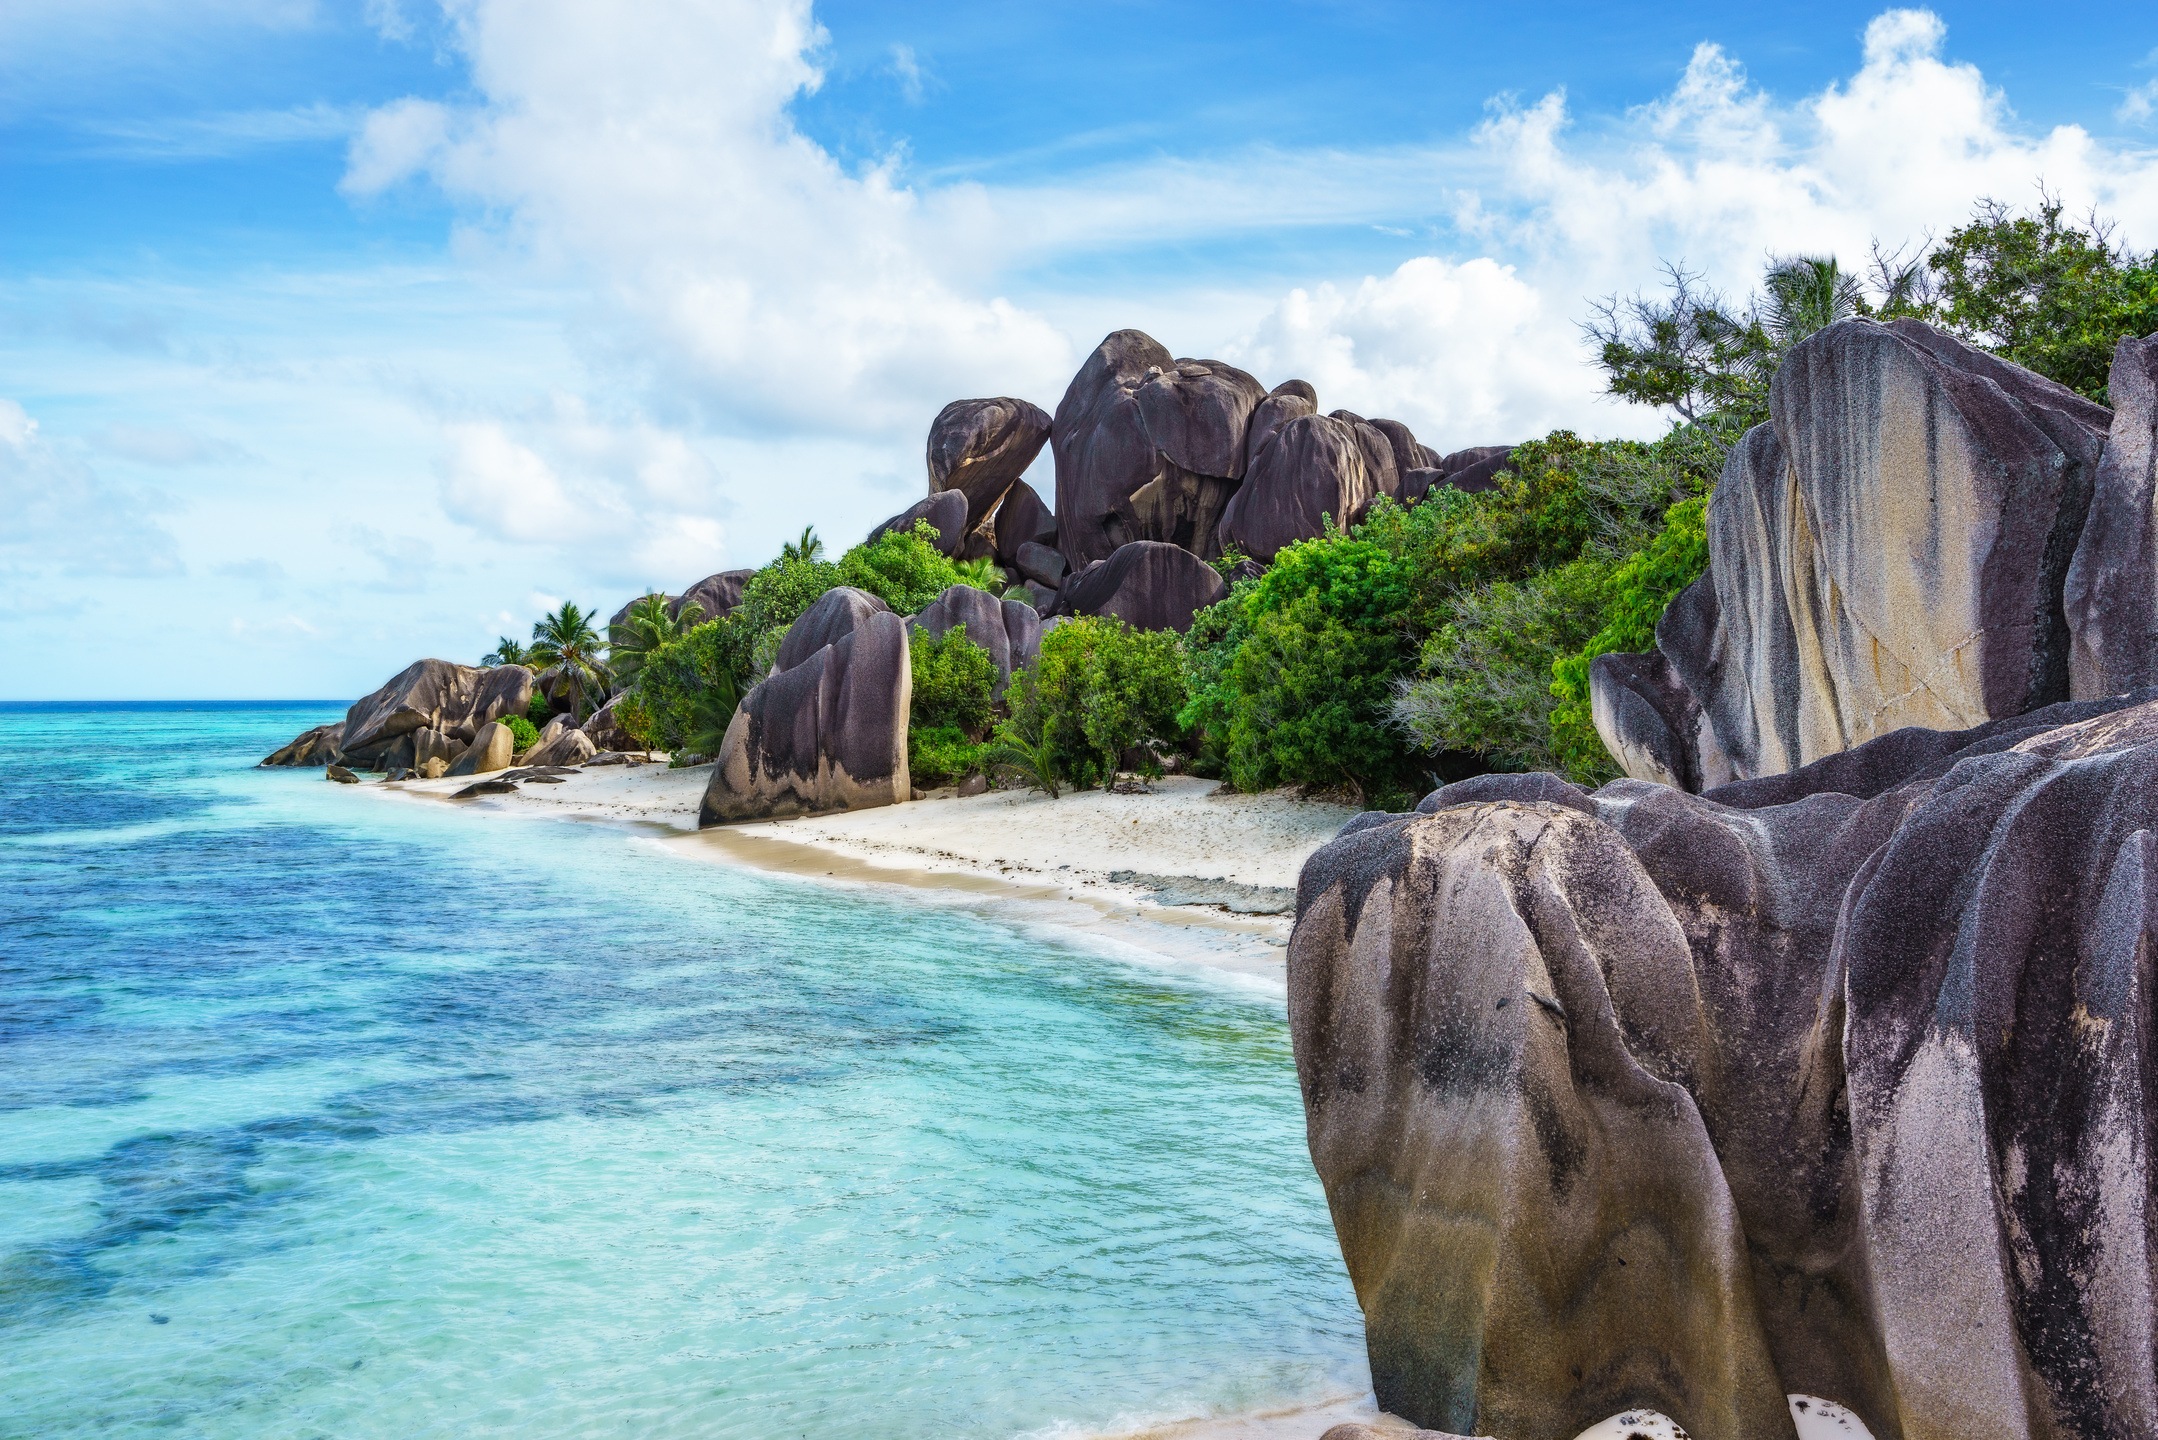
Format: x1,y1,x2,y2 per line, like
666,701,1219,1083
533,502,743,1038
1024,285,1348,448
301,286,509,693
5,1,2158,699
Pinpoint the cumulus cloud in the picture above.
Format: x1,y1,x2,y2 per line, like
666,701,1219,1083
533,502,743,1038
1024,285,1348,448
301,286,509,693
438,395,736,586
344,0,1072,437
0,398,181,580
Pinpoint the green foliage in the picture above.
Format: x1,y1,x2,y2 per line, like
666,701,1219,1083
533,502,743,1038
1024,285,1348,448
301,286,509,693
1547,496,1712,783
910,624,997,737
950,554,1006,594
525,691,555,725
780,525,824,563
835,521,974,615
1002,617,1185,792
1181,536,1422,804
504,714,541,752
909,725,988,789
482,636,533,668
528,600,612,723
607,592,704,691
624,619,744,763
1927,196,2158,402
982,667,1060,799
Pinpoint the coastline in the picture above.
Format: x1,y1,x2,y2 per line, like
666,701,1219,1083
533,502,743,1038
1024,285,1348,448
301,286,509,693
361,764,1361,979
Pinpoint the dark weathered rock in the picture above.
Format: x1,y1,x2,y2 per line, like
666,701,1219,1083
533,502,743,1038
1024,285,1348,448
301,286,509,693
1216,412,1374,561
524,726,596,768
1292,691,2158,1440
991,478,1056,563
2065,334,2158,697
1596,320,2112,789
909,583,1041,693
1433,445,1513,493
1052,331,1266,567
335,659,535,764
1014,540,1067,590
927,397,1053,535
451,778,518,798
672,569,753,624
261,722,344,767
699,610,911,824
444,720,514,777
1332,410,1402,502
1052,540,1226,632
580,695,638,753
1588,648,1732,793
1242,385,1317,473
869,489,970,558
1321,1425,1491,1440
775,586,891,675
326,765,359,784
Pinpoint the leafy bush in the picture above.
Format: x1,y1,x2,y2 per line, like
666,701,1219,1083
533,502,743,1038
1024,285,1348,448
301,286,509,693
1181,536,1421,804
911,624,997,736
909,724,988,789
996,617,1184,792
836,521,974,615
525,692,555,725
622,619,744,764
1547,496,1711,783
504,714,541,752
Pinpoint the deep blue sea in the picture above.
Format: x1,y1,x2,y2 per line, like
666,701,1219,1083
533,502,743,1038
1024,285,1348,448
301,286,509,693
0,703,1366,1439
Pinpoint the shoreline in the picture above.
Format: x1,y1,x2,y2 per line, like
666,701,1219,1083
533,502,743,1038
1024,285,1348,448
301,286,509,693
360,763,1361,979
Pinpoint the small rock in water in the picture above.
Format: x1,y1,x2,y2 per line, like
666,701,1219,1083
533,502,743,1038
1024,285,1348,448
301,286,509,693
451,778,518,799
325,765,359,784
149,1314,169,1325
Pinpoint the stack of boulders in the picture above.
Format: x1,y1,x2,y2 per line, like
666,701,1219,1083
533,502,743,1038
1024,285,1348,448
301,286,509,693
1292,323,2158,1440
261,659,534,777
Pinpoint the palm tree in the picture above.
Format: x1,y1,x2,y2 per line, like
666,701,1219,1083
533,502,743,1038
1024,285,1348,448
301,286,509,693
1758,255,1866,351
779,526,824,563
528,601,613,723
951,555,1005,595
482,636,533,668
607,592,705,691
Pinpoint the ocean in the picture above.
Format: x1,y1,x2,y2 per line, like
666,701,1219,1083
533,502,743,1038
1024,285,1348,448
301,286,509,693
0,703,1366,1439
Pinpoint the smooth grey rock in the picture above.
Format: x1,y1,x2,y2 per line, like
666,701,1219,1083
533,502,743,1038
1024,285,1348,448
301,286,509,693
451,778,518,798
699,610,911,824
909,583,1041,693
776,586,891,675
444,720,514,777
1241,387,1317,473
1433,445,1514,493
1294,687,2158,1440
1216,412,1374,561
262,722,345,767
2065,333,2158,696
869,489,970,558
671,569,752,624
927,396,1053,536
1599,320,2111,789
523,726,596,767
1051,540,1226,632
1052,331,1265,568
325,765,359,784
341,660,534,763
1014,540,1068,590
991,478,1056,563
1332,409,1402,502
956,773,988,797
580,694,637,752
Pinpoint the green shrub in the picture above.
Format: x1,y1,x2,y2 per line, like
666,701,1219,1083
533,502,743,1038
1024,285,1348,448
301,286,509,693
623,619,745,764
836,521,976,615
911,624,997,736
1181,536,1421,804
504,714,541,752
525,691,555,725
909,724,988,789
1547,496,1711,783
1000,617,1185,792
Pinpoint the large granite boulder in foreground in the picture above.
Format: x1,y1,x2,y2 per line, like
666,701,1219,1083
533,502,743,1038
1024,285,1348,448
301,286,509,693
927,397,1052,535
1593,319,2113,788
700,603,911,825
1052,330,1266,567
262,659,533,768
2065,333,2158,697
909,582,1041,693
1051,540,1226,632
1292,689,2158,1440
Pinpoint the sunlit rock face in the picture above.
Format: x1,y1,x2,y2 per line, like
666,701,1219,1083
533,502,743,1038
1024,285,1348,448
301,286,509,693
1595,318,2115,788
1292,689,2158,1440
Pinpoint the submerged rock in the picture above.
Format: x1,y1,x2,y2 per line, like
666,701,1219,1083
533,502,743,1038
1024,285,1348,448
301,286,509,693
1292,691,2158,1440
325,765,359,784
262,722,344,767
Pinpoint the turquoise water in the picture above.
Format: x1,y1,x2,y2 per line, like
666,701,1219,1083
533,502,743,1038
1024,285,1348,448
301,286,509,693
0,704,1365,1439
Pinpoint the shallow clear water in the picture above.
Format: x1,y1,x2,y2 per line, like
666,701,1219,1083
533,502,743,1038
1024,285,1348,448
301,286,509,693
0,703,1365,1439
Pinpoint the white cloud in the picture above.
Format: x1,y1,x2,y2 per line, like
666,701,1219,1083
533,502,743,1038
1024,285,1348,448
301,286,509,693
94,423,252,467
77,101,356,160
345,0,1072,437
0,399,182,580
